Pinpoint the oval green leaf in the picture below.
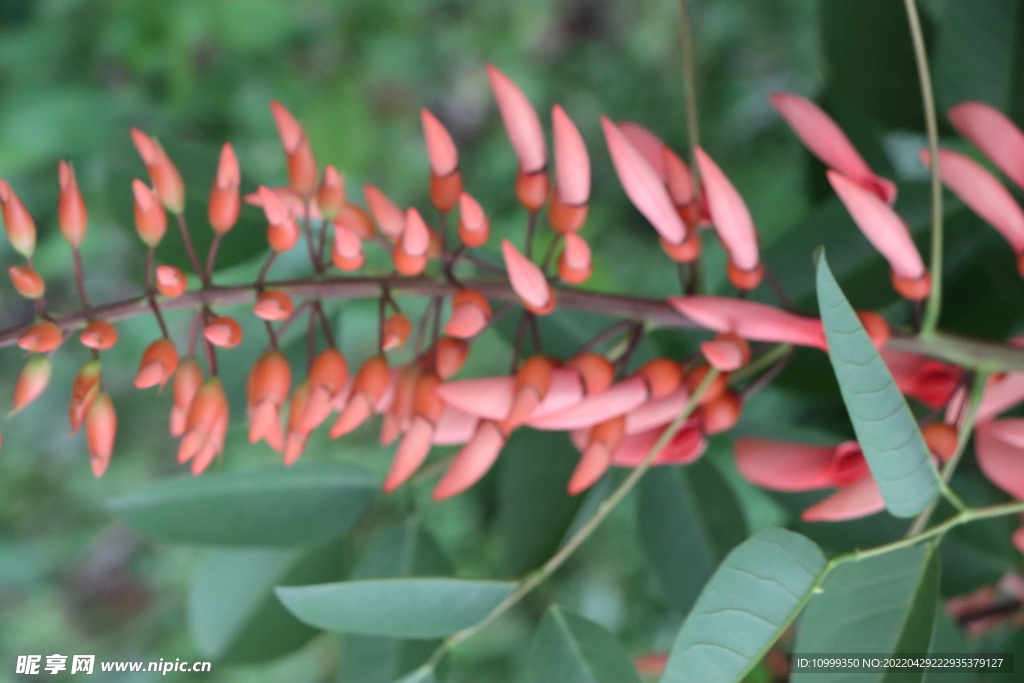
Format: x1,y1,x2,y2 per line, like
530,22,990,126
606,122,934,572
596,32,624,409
660,528,826,683
529,605,641,683
792,543,939,683
106,463,377,546
276,578,515,639
816,252,940,518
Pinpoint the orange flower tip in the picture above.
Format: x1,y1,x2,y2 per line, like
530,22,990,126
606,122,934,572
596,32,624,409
384,416,436,493
515,169,549,213
57,160,88,248
557,233,592,284
486,64,547,174
269,101,305,153
548,194,588,234
133,179,167,247
457,192,490,247
332,222,366,271
435,337,469,379
86,392,116,478
18,321,63,354
551,104,590,207
329,396,373,438
79,320,119,351
726,260,763,292
660,229,700,262
402,208,431,257
891,270,932,302
432,421,506,500
364,184,405,239
131,130,185,214
381,313,413,351
10,356,52,416
700,333,751,372
601,116,686,245
922,422,958,462
254,290,294,321
699,391,742,435
204,316,243,348
130,129,157,164
208,145,241,234
855,311,891,349
501,239,555,314
429,171,463,214
214,143,240,188
258,184,291,226
8,265,45,299
567,442,612,495
134,338,179,389
695,147,760,272
316,165,346,219
568,353,614,395
283,432,308,466
336,204,376,240
155,265,187,297
421,108,460,178
446,290,491,339
0,180,37,257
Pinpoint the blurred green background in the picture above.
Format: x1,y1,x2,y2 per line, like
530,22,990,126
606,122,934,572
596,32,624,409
1,0,1024,681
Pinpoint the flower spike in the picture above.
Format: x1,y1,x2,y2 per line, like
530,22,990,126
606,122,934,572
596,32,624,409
501,239,555,315
131,129,185,214
828,170,930,300
0,180,37,257
270,101,318,199
421,109,462,213
601,117,687,248
58,161,88,248
86,392,116,477
694,147,762,290
769,93,896,204
948,102,1024,192
208,143,240,234
133,179,167,247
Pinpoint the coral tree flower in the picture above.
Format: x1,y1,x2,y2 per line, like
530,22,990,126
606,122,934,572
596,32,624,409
457,192,489,247
86,392,116,478
421,109,462,213
270,101,318,199
208,143,240,234
770,92,896,204
695,147,762,290
487,64,549,211
131,129,185,214
10,356,52,416
502,239,555,315
549,104,590,233
135,338,180,390
57,161,88,248
69,360,102,434
8,265,45,299
179,377,229,474
317,165,346,219
247,351,292,452
948,102,1024,192
133,179,167,247
670,296,827,349
828,170,930,300
0,180,37,257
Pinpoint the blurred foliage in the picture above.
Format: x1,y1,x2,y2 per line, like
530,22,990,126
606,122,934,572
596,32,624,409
1,0,1024,681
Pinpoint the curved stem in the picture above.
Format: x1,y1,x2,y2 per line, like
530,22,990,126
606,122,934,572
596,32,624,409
903,0,944,335
427,368,721,667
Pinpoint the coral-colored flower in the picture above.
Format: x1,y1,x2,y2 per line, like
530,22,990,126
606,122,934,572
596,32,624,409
57,161,88,248
770,92,896,204
0,180,36,257
155,265,187,297
393,208,430,276
670,296,827,349
208,143,240,234
434,337,468,380
549,104,590,233
881,348,961,409
602,117,687,247
948,102,1024,192
694,147,762,290
317,165,346,220
258,185,300,253
445,289,491,339
381,313,413,351
457,192,490,248
569,416,625,494
421,109,462,213
270,101,318,199
298,348,348,433
700,332,751,372
331,356,391,437
204,316,243,349
487,65,548,211
283,381,314,465
69,359,102,434
79,320,118,350
502,355,555,430
131,129,185,213
557,232,592,284
18,321,63,354
133,179,167,247
828,170,930,300
8,265,44,299
10,356,51,416
332,219,365,271
364,184,405,239
135,338,179,390
335,203,374,240
387,372,445,492
169,358,203,438
179,377,229,474
86,392,116,477
434,420,507,500
253,290,294,321
247,351,291,452
616,122,695,208
502,239,555,315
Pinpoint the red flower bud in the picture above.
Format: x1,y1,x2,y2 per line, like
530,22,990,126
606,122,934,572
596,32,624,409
58,161,88,248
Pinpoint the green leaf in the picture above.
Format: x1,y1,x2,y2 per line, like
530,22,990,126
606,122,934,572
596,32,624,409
188,541,348,662
637,459,747,614
338,521,452,683
792,543,940,683
529,605,641,683
497,430,583,576
107,463,377,546
276,578,515,639
660,528,826,683
816,253,941,518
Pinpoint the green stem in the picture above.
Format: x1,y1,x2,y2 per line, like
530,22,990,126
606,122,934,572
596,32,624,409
426,368,722,668
902,0,944,335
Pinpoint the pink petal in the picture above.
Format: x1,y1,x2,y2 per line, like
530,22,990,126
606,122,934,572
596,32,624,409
924,148,1024,253
528,376,649,430
459,192,487,233
663,147,694,206
700,338,746,372
695,148,759,271
433,421,505,499
502,239,553,312
734,438,839,491
568,441,613,494
617,122,668,179
624,387,690,434
445,304,488,339
384,415,436,492
364,184,405,239
976,373,1024,422
403,207,430,257
610,423,706,467
528,368,586,419
801,476,886,522
421,109,459,177
770,93,895,204
562,232,591,270
487,64,546,174
602,117,686,244
552,104,590,205
433,405,478,445
436,377,514,420
948,102,1024,192
669,296,827,349
828,170,925,281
